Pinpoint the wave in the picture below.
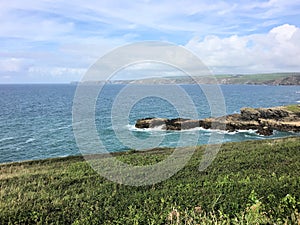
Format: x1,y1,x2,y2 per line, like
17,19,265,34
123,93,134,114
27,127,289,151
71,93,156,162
49,124,72,132
25,138,36,144
127,125,205,133
236,129,257,134
126,124,260,136
57,125,72,130
245,133,264,138
0,137,15,143
195,127,259,136
126,124,166,132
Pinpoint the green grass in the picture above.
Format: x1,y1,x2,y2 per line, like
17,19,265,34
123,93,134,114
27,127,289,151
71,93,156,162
151,72,300,85
284,104,300,114
215,72,300,84
1,137,300,224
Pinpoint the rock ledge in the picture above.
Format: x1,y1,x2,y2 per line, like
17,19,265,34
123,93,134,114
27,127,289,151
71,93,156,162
135,105,300,136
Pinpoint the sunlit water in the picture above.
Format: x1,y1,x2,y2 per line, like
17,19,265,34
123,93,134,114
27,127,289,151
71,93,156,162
0,84,299,163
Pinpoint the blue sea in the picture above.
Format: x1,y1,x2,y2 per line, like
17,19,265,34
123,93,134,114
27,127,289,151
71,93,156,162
0,84,300,164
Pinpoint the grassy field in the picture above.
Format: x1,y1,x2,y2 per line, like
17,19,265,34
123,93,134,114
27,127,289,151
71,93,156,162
217,72,293,80
1,137,300,224
215,72,300,84
122,72,300,85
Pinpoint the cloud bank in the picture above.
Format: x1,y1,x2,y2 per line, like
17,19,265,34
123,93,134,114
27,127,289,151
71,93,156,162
186,24,300,74
0,0,299,82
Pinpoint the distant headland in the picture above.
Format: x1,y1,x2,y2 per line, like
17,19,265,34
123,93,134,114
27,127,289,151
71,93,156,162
72,72,300,85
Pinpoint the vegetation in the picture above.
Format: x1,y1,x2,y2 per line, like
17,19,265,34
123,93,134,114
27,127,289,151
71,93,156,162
1,137,300,224
284,104,300,114
216,72,296,83
111,72,300,85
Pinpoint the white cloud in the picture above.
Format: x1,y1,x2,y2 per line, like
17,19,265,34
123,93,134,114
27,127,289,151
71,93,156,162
0,58,26,72
28,66,86,78
270,24,298,42
1,75,12,80
113,62,183,80
185,24,300,74
1,0,294,42
0,1,299,82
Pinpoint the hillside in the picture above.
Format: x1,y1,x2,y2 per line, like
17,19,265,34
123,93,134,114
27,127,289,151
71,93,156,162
1,137,300,224
216,73,300,85
108,72,300,85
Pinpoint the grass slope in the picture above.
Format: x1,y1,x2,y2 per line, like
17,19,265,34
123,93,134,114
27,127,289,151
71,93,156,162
1,137,300,224
246,72,300,81
216,72,295,82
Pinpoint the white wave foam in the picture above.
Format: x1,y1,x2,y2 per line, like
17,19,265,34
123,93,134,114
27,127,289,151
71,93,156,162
237,129,257,134
126,124,166,132
197,128,259,135
297,100,300,103
194,127,236,135
180,127,203,132
57,124,72,130
126,124,142,131
0,137,15,142
128,125,205,133
25,138,35,143
246,134,265,139
127,124,259,136
49,124,72,132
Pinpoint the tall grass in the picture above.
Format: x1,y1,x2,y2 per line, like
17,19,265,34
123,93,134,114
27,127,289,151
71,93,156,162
0,137,299,224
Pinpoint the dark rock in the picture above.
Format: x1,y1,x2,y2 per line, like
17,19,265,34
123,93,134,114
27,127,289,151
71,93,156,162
135,118,167,129
258,108,289,120
135,118,200,130
181,120,203,129
273,76,300,85
241,108,261,120
135,105,300,135
166,118,190,130
257,126,273,136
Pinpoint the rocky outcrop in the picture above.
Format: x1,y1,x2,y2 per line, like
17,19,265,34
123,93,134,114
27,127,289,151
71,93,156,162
135,118,168,129
268,76,300,85
135,118,202,130
240,107,290,120
135,105,300,136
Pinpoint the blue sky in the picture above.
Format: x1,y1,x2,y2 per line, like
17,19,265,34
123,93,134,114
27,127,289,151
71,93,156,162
0,0,300,83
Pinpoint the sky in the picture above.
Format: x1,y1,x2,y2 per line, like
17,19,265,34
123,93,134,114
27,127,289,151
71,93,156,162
0,0,300,83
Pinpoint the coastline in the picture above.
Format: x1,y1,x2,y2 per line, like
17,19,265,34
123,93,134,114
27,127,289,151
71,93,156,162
135,105,300,135
78,73,300,85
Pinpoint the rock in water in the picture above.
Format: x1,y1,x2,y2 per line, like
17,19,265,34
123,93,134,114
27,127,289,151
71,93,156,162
135,105,300,135
135,118,167,129
257,126,273,136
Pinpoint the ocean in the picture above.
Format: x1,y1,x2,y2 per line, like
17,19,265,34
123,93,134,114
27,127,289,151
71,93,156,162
0,84,299,164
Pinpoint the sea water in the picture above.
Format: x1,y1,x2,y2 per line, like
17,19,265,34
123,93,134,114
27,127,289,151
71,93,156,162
0,84,299,163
